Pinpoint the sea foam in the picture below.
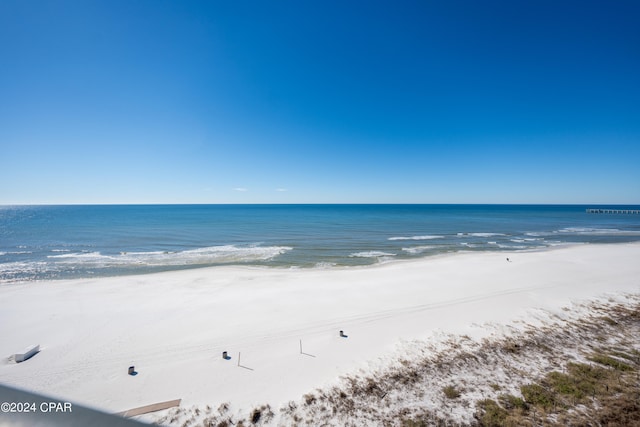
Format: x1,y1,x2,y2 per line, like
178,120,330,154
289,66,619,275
558,227,640,236
46,245,292,267
402,246,435,254
457,232,506,237
388,235,443,241
349,251,396,258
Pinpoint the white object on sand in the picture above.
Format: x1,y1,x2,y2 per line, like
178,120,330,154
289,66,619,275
14,345,40,363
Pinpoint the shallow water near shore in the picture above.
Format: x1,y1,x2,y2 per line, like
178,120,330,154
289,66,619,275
1,204,639,283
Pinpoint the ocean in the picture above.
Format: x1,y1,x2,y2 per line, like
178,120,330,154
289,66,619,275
1,204,639,284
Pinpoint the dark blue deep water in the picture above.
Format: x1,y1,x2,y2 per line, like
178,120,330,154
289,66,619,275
1,204,639,283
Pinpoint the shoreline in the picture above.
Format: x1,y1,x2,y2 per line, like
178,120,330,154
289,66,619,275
1,242,639,423
2,240,591,288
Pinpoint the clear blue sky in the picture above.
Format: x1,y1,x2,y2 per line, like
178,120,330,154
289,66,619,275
1,0,639,204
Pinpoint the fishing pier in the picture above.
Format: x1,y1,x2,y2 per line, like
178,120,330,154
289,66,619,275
586,208,640,214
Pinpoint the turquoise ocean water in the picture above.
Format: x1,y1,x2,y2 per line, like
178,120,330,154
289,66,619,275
1,204,639,284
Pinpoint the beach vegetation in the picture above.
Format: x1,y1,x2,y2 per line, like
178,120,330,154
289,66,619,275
401,419,430,427
609,349,639,362
520,383,554,409
588,353,633,371
497,394,527,411
442,385,461,399
546,371,584,400
475,399,508,426
474,348,639,427
250,408,261,424
503,340,522,354
303,393,316,405
249,405,273,424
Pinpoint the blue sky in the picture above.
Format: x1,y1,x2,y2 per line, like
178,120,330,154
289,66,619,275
1,0,639,204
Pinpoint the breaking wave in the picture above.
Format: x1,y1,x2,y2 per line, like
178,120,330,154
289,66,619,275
526,228,640,237
402,246,435,254
46,245,293,267
1,244,294,283
456,232,506,237
557,227,640,236
388,235,443,241
349,251,396,258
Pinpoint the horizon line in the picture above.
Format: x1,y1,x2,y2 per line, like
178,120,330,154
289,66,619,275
2,202,640,207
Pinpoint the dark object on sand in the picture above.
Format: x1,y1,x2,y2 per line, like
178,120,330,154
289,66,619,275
128,366,137,376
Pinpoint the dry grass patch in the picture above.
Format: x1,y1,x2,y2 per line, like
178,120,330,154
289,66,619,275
442,385,461,399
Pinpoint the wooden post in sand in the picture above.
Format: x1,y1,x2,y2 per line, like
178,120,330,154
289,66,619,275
300,339,303,354
238,352,241,367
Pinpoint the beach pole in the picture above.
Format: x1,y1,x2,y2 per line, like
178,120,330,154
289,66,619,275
238,352,241,367
300,339,302,354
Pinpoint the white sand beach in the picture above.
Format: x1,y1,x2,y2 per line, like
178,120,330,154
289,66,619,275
1,243,639,423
